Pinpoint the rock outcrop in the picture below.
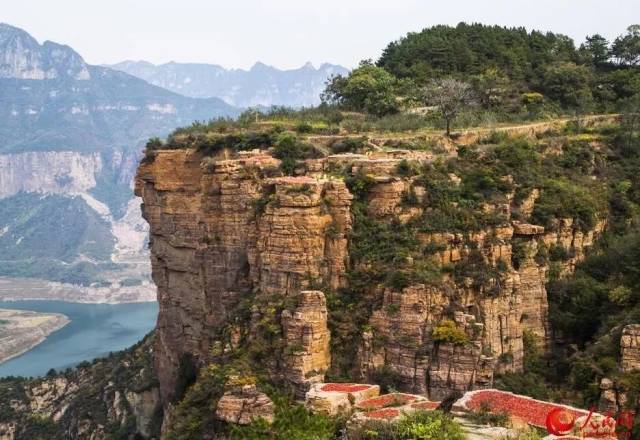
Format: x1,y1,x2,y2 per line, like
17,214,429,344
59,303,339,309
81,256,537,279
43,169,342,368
282,290,331,394
215,384,275,425
305,383,381,415
136,145,605,410
620,324,640,373
136,150,352,403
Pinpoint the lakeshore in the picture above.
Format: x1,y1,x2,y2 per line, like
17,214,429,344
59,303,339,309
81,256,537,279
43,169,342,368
0,308,70,365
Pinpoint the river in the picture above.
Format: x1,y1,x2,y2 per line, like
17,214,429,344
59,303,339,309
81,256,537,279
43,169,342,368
0,300,158,377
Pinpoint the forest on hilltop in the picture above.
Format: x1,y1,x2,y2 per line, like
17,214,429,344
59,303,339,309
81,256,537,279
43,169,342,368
324,23,640,127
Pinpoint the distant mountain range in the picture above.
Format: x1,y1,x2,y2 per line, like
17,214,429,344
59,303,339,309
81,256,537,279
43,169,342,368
0,23,346,294
106,60,348,108
0,23,239,292
0,24,239,154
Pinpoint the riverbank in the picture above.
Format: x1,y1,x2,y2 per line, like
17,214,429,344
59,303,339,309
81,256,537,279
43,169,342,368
0,277,156,304
0,301,158,377
0,308,70,364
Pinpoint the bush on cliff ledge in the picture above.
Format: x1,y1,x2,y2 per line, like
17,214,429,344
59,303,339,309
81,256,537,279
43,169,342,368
432,319,469,345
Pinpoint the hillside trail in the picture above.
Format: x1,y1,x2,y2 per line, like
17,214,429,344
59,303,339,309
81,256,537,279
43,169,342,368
307,113,620,149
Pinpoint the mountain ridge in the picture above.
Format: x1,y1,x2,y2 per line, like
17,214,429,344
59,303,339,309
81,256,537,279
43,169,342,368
0,23,236,290
106,59,349,107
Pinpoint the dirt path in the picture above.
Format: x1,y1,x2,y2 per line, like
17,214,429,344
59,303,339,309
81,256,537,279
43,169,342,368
307,113,620,148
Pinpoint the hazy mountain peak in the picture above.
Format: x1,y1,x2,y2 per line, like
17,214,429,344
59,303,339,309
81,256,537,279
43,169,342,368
108,59,349,107
0,23,90,80
250,61,273,71
0,23,35,42
0,24,238,155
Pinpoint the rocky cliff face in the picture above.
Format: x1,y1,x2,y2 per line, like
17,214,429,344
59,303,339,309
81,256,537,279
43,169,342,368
282,290,331,394
136,150,350,402
0,148,152,295
136,142,605,410
0,24,89,80
0,151,102,197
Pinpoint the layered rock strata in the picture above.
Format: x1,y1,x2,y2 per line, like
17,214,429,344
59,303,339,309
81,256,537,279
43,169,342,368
215,384,275,425
282,290,331,394
136,147,604,407
136,150,351,403
620,324,640,373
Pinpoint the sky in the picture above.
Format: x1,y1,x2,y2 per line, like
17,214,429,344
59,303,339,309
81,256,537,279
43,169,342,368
3,0,639,70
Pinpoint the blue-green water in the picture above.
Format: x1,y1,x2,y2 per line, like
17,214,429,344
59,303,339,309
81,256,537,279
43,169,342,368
0,300,158,378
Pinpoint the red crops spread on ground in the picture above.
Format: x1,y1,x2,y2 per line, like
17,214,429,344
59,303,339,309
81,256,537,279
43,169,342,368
366,408,400,419
320,383,371,392
411,401,440,410
357,393,418,409
466,390,586,428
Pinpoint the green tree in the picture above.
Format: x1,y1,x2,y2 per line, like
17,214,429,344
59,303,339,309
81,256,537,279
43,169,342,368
378,23,578,81
471,68,512,108
611,25,640,66
580,34,610,66
538,62,594,109
322,60,399,116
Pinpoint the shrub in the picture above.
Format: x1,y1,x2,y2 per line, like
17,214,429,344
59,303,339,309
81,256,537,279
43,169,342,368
345,174,377,200
231,392,345,440
146,137,163,150
400,190,419,206
480,130,509,144
609,285,633,306
273,133,306,175
396,159,419,177
295,121,314,134
531,179,602,230
348,410,464,440
548,244,572,261
329,137,367,154
432,320,468,345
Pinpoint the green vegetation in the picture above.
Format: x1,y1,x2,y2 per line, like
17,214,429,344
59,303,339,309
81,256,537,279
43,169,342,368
323,61,405,116
348,410,464,440
139,94,640,440
164,364,229,440
0,193,116,285
272,132,320,175
432,320,469,345
324,23,640,134
230,391,345,440
0,334,160,440
40,21,639,440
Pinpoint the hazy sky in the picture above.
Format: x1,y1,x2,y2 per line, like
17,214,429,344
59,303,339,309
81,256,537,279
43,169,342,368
3,0,639,70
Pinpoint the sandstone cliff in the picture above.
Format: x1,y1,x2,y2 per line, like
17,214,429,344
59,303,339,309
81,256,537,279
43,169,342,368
135,136,605,414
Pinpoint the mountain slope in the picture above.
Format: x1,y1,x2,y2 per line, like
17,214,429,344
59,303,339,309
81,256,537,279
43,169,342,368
0,23,238,293
107,60,349,107
0,24,239,154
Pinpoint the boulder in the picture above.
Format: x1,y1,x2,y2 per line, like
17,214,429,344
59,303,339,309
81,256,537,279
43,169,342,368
215,385,275,425
306,383,380,415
